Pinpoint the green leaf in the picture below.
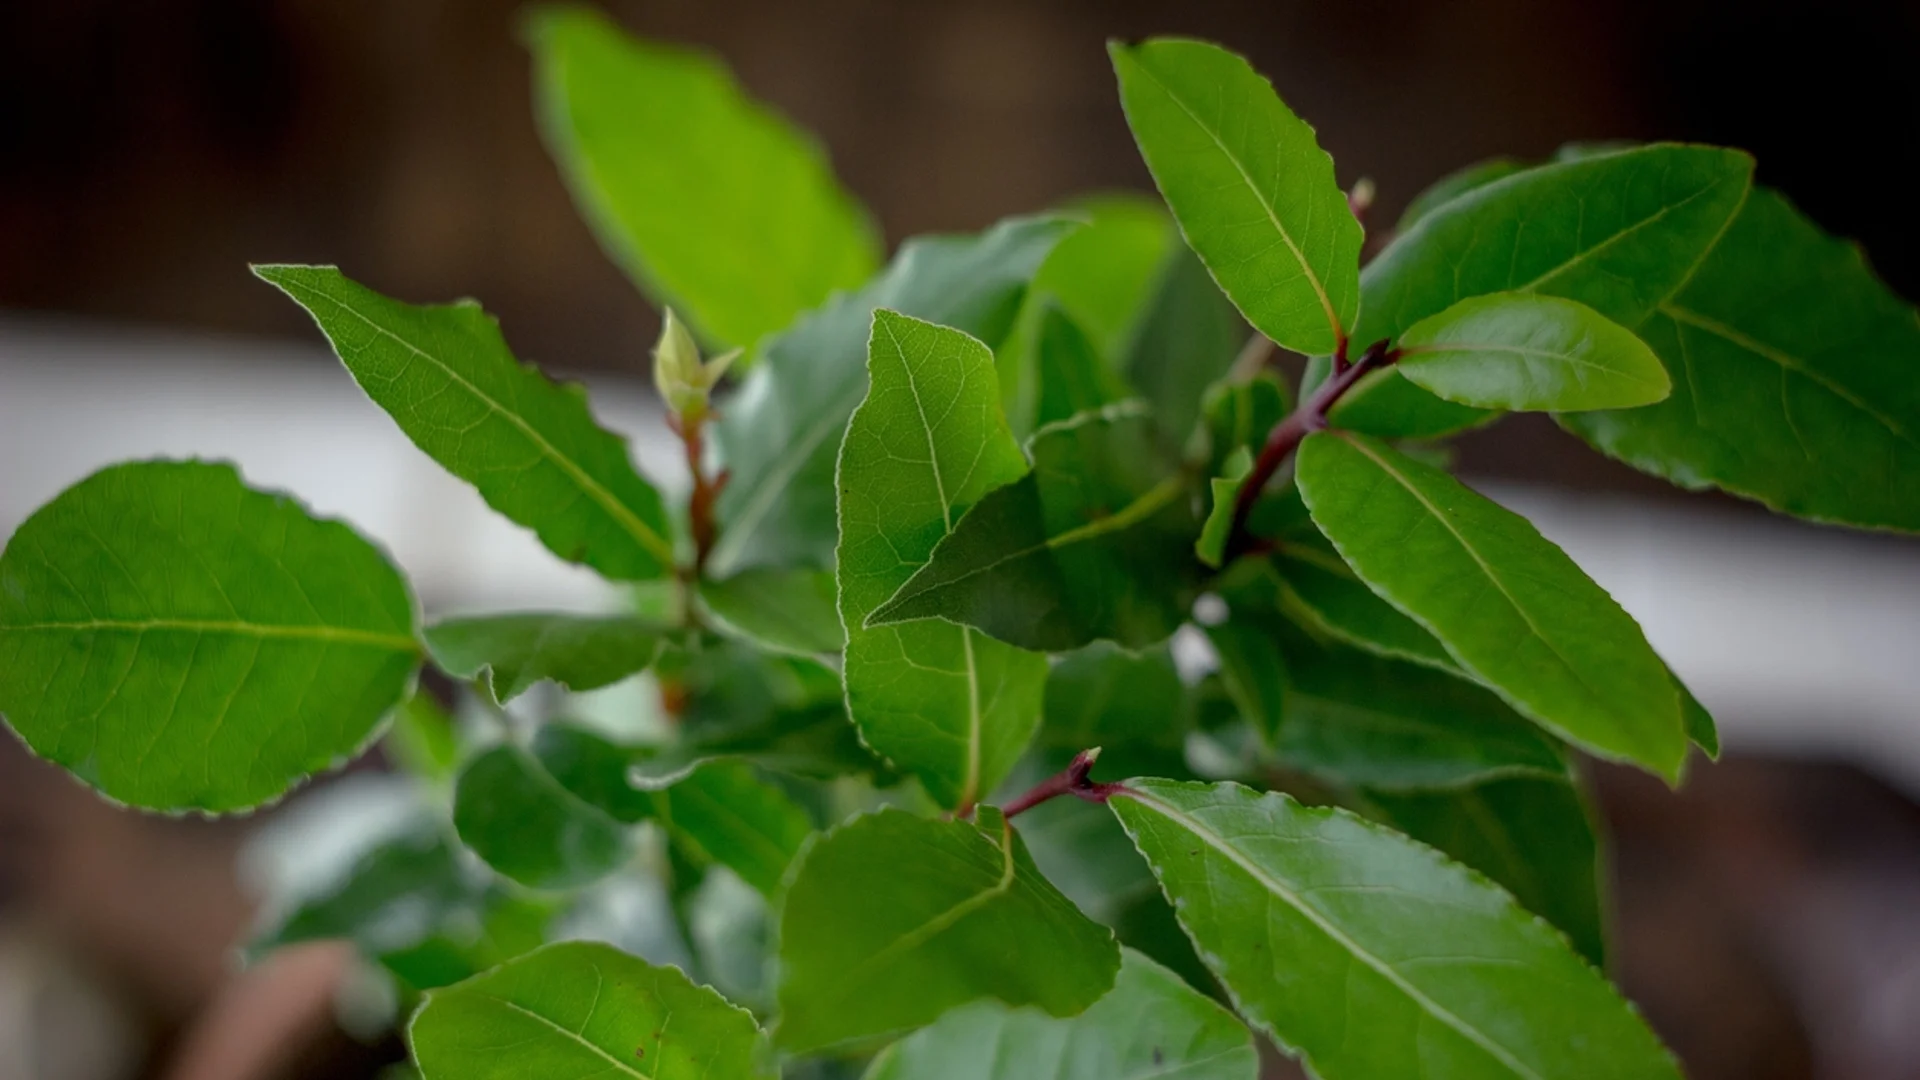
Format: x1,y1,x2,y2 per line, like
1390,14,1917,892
529,6,879,353
647,759,813,896
864,948,1258,1080
1372,776,1606,967
252,825,487,961
1393,157,1525,233
1396,293,1671,411
453,739,633,890
1561,187,1920,532
1269,622,1567,790
411,940,774,1080
385,690,461,785
1198,371,1289,477
1042,641,1187,752
533,722,656,823
1333,143,1754,437
1678,675,1720,759
1110,38,1361,355
255,264,676,580
1034,303,1130,429
775,805,1119,1053
1196,447,1251,569
423,613,666,702
1203,616,1287,742
667,643,881,781
379,891,558,993
1296,432,1687,778
698,567,843,655
836,310,1047,809
712,215,1074,574
0,460,419,813
1030,194,1175,361
1117,243,1247,451
1111,778,1679,1080
868,404,1202,652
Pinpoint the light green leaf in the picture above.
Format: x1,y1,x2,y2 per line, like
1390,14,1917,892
698,567,843,655
1042,641,1187,752
0,460,418,813
453,739,633,890
529,6,878,353
1030,194,1175,361
1397,293,1671,411
1111,778,1679,1080
411,940,774,1080
1196,447,1252,570
775,806,1119,1053
255,264,675,580
1035,303,1130,430
647,759,813,896
868,404,1202,652
1111,38,1361,355
1393,157,1525,233
836,310,1047,809
712,215,1073,574
1372,776,1606,967
1118,243,1247,451
864,948,1258,1080
385,690,461,785
1296,431,1686,779
423,612,666,702
1561,187,1920,532
1333,143,1753,437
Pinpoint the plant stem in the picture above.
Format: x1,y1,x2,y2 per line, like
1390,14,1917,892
669,409,727,629
1001,748,1128,819
1223,338,1394,561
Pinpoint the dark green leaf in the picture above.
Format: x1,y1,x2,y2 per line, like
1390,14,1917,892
775,806,1119,1052
1334,143,1753,437
255,264,676,580
529,6,878,353
1203,616,1286,742
1112,779,1679,1080
1110,38,1361,355
1035,303,1130,429
1117,243,1247,451
1042,641,1187,751
1296,432,1687,779
1393,157,1525,233
1397,293,1671,411
698,567,844,655
712,216,1073,574
0,460,418,813
1679,675,1719,759
647,759,813,896
868,404,1202,652
423,612,666,702
252,826,484,961
864,948,1257,1080
1372,776,1606,967
1561,187,1920,532
1198,371,1289,476
411,940,774,1080
837,310,1047,809
533,722,655,823
453,740,633,890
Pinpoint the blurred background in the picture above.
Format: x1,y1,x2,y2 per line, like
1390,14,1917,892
4,1,1920,1078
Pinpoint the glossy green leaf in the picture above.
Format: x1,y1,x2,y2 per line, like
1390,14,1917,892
1111,779,1679,1080
1203,616,1286,742
1393,157,1525,233
0,460,418,813
775,806,1119,1052
1035,303,1130,429
1561,187,1920,532
836,310,1047,809
412,940,774,1080
1111,38,1361,355
1397,293,1671,411
864,948,1257,1080
1334,143,1753,437
647,759,813,896
1118,242,1247,452
1372,776,1606,967
1196,447,1251,569
1297,432,1687,779
712,215,1073,574
530,6,878,353
255,264,676,580
868,404,1202,652
698,567,844,655
1042,641,1186,752
453,740,633,890
424,612,666,702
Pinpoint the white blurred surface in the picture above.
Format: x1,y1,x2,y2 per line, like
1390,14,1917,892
3,316,1919,783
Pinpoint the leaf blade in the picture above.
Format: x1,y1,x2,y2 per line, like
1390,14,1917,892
424,612,666,702
1397,293,1671,411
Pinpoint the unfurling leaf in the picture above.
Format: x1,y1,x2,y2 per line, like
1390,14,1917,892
0,460,418,813
1396,292,1671,411
423,612,667,702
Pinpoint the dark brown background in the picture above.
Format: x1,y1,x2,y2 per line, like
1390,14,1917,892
4,2,1920,1078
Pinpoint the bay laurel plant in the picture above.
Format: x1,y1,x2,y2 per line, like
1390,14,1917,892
2,9,1915,1079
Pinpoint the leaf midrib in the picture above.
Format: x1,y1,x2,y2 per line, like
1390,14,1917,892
1121,788,1545,1080
477,993,652,1080
3,618,417,652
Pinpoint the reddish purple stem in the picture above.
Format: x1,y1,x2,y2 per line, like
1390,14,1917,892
1001,748,1127,819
